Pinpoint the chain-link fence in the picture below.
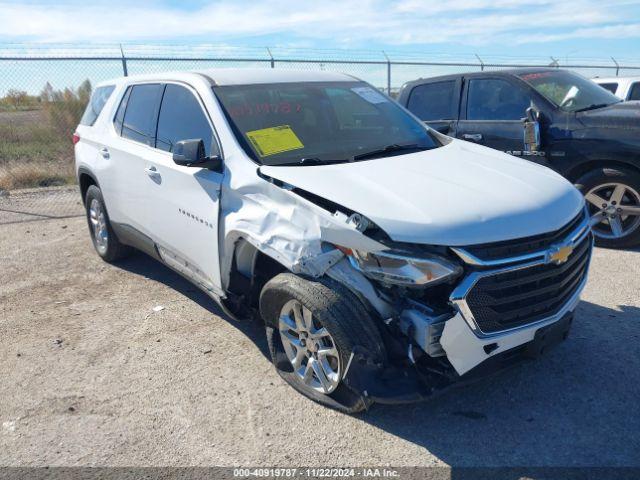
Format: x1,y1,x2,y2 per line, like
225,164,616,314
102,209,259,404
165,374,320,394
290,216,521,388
2,44,639,224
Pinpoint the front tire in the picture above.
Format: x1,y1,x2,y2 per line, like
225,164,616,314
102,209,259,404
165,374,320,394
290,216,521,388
85,185,131,262
259,273,386,413
576,167,640,249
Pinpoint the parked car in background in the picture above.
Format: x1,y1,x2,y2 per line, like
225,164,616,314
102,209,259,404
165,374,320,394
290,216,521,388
593,76,640,101
74,69,591,412
398,68,640,248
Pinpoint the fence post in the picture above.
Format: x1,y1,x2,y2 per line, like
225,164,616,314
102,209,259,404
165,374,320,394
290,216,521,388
267,47,275,68
383,51,391,95
611,57,620,76
475,54,485,71
120,44,128,77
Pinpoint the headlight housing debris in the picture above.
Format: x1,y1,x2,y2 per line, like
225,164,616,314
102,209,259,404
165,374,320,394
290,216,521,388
338,247,462,287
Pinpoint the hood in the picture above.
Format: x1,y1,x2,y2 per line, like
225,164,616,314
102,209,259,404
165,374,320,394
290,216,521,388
577,101,640,129
260,140,584,246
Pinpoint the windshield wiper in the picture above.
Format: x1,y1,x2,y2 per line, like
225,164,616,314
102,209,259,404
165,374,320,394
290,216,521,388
574,102,619,113
351,143,427,161
274,157,352,166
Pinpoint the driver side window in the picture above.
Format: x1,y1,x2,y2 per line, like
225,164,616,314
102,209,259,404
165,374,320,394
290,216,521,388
156,84,216,156
467,78,531,121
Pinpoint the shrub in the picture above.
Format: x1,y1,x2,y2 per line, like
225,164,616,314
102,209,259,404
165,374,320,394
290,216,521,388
41,79,92,136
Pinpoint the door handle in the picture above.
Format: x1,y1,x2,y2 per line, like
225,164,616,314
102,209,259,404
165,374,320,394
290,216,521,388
145,166,160,177
463,133,483,142
100,147,110,159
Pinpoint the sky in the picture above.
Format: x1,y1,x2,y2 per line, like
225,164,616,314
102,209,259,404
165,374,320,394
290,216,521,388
1,0,640,62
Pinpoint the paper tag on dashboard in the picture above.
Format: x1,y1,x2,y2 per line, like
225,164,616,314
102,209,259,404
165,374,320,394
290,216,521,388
245,125,304,157
351,87,388,104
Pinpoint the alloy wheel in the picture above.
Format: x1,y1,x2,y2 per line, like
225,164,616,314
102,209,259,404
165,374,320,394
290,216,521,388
89,198,109,254
585,182,640,240
278,299,341,394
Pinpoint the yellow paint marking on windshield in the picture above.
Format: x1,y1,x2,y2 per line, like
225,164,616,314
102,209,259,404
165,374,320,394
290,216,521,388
245,125,304,157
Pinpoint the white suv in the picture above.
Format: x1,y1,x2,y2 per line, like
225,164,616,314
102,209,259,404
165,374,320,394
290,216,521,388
75,69,592,412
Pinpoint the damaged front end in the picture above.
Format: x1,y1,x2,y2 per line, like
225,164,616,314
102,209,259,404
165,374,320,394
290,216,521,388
320,210,592,410
220,159,590,411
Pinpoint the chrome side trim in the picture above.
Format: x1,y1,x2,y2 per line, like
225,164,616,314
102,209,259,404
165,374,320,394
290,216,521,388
450,231,593,339
451,207,590,267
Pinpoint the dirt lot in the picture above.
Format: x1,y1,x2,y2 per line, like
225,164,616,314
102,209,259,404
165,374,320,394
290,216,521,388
1,212,639,467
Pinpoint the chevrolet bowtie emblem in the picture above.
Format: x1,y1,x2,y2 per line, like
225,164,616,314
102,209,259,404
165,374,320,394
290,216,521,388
548,244,574,265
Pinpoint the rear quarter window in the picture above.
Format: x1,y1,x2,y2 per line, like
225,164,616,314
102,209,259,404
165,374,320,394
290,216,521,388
79,85,115,126
628,83,640,101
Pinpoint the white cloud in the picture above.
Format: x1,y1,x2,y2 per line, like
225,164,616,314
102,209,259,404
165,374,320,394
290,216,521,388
0,0,639,47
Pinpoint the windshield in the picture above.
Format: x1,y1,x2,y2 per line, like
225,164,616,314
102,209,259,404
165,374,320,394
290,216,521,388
518,70,620,113
213,81,439,166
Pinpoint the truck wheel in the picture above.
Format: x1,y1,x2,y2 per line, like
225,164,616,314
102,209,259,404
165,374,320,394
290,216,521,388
576,167,640,249
259,273,386,413
85,185,131,262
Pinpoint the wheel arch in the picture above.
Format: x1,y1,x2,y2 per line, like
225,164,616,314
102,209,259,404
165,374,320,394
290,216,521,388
77,167,100,205
224,236,289,312
567,159,640,184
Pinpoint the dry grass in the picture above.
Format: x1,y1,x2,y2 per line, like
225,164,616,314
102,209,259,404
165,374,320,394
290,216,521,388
0,161,74,191
0,109,75,191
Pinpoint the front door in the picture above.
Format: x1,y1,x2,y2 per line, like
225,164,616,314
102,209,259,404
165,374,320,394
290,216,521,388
143,83,224,295
456,77,540,160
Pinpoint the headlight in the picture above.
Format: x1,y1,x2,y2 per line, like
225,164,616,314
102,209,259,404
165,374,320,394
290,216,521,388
342,248,462,287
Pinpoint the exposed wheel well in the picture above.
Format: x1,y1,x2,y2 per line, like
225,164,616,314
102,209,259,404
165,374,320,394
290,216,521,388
78,172,97,205
225,239,288,315
567,160,640,184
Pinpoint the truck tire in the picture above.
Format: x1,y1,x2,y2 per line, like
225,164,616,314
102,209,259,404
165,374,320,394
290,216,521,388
575,167,640,249
259,273,386,413
85,185,131,262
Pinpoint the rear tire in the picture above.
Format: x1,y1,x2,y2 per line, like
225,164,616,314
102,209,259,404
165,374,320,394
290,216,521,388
259,273,386,413
575,167,640,249
85,185,131,262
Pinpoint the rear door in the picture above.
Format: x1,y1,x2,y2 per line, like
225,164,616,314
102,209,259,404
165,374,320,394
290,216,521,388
404,79,460,135
456,76,532,155
143,83,224,295
107,83,164,230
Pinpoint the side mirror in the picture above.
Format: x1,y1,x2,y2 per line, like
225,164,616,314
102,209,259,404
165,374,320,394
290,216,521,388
523,107,542,152
173,139,222,172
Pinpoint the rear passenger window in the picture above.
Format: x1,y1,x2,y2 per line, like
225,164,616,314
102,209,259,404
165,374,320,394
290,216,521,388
121,84,163,146
407,81,456,121
598,83,618,94
628,83,640,101
467,79,531,121
80,85,115,126
156,84,215,156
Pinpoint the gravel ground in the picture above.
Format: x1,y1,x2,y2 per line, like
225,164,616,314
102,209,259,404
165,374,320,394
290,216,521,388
1,214,639,467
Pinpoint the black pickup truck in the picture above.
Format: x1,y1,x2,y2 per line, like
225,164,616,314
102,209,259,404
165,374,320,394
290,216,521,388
397,68,640,248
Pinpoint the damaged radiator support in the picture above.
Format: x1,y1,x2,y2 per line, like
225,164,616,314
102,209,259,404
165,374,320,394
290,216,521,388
399,303,449,357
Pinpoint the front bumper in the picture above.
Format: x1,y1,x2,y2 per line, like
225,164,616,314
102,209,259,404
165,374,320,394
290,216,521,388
341,310,575,408
440,272,586,375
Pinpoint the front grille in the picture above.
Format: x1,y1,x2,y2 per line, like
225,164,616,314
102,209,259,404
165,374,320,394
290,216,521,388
465,234,592,334
462,210,587,261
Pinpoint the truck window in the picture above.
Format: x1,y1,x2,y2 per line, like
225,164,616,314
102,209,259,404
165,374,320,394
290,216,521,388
406,81,456,121
467,79,531,121
121,84,163,146
80,85,115,126
156,84,215,156
629,83,640,101
598,83,618,94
